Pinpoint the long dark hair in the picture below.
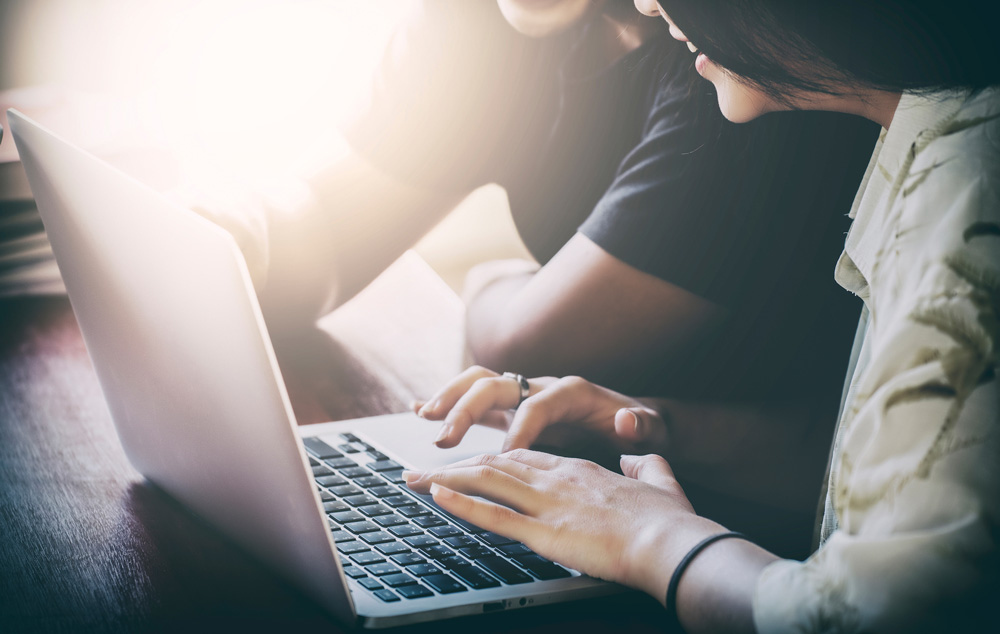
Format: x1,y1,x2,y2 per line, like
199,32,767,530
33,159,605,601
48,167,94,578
656,0,1000,101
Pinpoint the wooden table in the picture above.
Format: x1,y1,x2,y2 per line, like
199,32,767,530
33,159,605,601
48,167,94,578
0,253,669,633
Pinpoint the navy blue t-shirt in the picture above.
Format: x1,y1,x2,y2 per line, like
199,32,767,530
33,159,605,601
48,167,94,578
345,1,879,404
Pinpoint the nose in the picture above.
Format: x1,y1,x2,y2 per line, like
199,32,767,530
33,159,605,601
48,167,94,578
632,0,661,18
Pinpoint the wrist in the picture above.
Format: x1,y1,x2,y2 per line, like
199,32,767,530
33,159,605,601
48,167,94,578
626,511,724,605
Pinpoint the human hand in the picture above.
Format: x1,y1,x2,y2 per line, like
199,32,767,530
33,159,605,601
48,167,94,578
403,450,722,603
412,365,669,453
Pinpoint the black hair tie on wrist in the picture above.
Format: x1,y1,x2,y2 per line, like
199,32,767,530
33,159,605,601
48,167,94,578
665,531,747,629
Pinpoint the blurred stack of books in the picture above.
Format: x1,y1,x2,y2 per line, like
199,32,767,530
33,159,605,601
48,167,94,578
0,106,63,297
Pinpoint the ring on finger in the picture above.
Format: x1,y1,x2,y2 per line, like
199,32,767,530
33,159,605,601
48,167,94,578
502,372,530,410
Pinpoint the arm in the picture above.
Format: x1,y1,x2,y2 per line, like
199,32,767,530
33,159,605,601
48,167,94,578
255,151,466,334
464,232,726,392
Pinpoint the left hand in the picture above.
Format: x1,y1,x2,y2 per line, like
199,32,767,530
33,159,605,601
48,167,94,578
403,449,723,603
413,366,669,454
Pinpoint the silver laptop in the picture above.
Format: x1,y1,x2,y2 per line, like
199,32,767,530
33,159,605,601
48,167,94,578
6,110,619,628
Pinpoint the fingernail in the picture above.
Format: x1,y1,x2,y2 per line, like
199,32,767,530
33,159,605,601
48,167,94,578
409,400,423,413
433,424,451,444
628,410,641,436
419,399,439,418
430,483,453,500
402,470,422,483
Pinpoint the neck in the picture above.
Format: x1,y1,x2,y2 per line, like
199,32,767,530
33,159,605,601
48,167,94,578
854,90,903,130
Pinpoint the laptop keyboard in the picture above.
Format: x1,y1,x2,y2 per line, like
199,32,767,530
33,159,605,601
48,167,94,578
304,433,571,603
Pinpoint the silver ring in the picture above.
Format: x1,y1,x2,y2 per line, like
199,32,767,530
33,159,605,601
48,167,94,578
502,372,530,409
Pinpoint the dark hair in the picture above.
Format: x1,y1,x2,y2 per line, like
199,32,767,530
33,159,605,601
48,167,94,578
656,0,1000,100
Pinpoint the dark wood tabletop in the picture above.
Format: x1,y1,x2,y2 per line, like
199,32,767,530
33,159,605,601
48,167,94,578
0,253,669,633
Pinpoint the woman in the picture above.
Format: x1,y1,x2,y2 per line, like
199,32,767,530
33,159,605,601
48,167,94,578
403,1,1000,631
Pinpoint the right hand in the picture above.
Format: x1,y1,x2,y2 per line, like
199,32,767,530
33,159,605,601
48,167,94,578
413,365,669,454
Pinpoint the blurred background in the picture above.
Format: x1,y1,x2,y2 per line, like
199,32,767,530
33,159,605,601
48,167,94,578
0,0,528,295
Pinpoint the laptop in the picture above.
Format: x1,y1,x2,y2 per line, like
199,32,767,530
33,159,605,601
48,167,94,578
6,110,619,628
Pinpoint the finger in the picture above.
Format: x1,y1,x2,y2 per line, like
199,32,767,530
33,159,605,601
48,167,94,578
429,483,540,546
404,452,543,488
435,375,526,448
620,453,678,491
402,464,542,514
503,376,594,452
613,407,669,448
417,365,497,420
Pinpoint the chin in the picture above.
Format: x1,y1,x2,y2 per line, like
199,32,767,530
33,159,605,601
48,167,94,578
496,0,593,37
716,84,774,123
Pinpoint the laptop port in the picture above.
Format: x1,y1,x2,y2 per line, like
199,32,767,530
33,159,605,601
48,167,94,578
483,601,505,613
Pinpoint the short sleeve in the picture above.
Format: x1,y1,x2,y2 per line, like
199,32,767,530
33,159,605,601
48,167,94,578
580,68,879,308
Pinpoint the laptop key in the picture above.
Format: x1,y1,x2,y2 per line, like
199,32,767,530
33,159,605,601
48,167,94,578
407,563,442,577
381,470,407,485
422,574,467,594
358,578,384,590
332,510,366,524
303,437,343,459
397,505,431,518
339,432,361,443
373,589,399,603
458,546,492,560
369,485,398,498
330,484,362,497
374,515,408,528
475,556,533,585
366,450,389,461
396,584,434,599
323,501,350,514
430,526,464,539
390,553,425,566
413,515,447,528
338,443,361,454
317,475,348,488
366,563,401,576
319,489,335,502
383,495,414,508
448,565,501,589
375,542,410,555
341,467,373,479
331,530,355,543
442,535,477,548
479,532,518,547
360,504,394,517
513,554,572,580
355,476,384,488
388,525,423,538
402,535,438,549
312,465,335,477
342,565,367,579
497,543,533,557
337,541,370,555
351,551,385,566
437,556,468,570
381,573,417,588
361,531,396,545
424,545,456,559
368,459,404,472
345,521,380,535
308,456,319,467
344,494,379,507
325,457,357,469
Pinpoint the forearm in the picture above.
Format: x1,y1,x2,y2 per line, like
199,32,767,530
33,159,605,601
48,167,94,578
258,152,464,334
